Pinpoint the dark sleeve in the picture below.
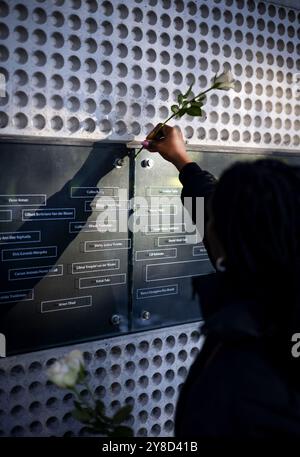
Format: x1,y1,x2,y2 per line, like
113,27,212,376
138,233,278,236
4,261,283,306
179,162,217,225
179,162,217,200
179,160,217,256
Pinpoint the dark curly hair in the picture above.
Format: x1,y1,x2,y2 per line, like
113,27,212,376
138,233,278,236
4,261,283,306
211,158,300,375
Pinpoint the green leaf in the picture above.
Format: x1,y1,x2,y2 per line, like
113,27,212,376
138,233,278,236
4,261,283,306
93,418,110,432
182,82,194,99
112,405,133,425
84,426,105,435
108,426,134,437
90,419,110,433
95,400,105,414
175,109,186,119
191,101,203,109
77,368,87,383
72,407,94,423
171,104,179,113
181,100,190,109
195,94,206,103
186,106,203,116
177,93,184,105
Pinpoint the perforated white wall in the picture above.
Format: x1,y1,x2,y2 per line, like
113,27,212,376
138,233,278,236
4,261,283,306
0,323,204,437
0,0,299,149
0,0,299,438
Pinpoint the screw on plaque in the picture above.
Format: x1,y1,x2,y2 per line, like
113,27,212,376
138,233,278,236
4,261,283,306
141,310,151,320
111,314,121,326
141,158,154,168
114,158,124,168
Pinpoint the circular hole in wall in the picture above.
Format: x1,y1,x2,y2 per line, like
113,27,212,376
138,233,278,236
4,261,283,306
13,112,28,129
14,25,28,42
99,120,112,134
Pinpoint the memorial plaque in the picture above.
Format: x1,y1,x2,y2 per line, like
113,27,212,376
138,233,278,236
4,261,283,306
0,142,129,354
2,140,300,354
132,150,214,331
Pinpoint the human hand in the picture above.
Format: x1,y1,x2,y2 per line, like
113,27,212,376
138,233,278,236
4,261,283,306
142,124,192,171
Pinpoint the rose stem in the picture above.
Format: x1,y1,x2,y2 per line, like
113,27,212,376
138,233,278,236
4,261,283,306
134,86,215,159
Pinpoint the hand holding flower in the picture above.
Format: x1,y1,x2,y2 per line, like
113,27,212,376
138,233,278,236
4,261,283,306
143,124,192,171
135,70,235,159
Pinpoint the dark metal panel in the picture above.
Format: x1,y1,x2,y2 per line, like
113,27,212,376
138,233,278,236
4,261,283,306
0,142,130,355
131,149,214,331
1,141,300,354
188,150,300,177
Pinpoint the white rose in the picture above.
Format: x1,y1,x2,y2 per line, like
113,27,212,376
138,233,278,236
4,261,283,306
213,70,235,91
65,350,84,371
47,350,84,388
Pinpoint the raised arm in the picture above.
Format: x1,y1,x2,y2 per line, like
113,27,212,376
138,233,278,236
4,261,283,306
142,124,217,225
